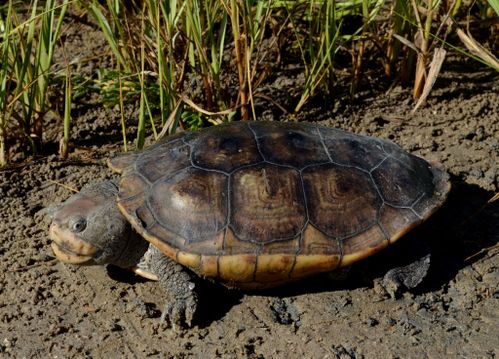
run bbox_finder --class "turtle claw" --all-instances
[160,289,198,330]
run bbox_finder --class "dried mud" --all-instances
[0,14,498,359]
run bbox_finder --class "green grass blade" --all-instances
[60,65,72,158]
[88,2,128,71]
[487,0,499,16]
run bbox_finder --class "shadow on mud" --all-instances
[195,282,244,328]
[412,178,498,292]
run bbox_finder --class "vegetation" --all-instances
[0,0,497,166]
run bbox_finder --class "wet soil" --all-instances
[0,13,498,359]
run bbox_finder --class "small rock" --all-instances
[475,126,486,141]
[431,128,443,137]
[331,344,360,359]
[270,298,300,327]
[109,319,123,332]
[469,168,484,179]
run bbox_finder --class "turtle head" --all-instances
[49,181,146,268]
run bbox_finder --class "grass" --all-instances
[0,0,497,165]
[287,1,341,113]
[0,0,68,166]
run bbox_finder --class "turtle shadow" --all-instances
[411,178,498,293]
[370,178,497,294]
[106,264,151,284]
[195,282,244,329]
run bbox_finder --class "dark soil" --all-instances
[0,12,498,359]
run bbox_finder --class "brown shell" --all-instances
[109,121,450,289]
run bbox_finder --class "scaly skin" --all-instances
[147,246,198,329]
[382,253,431,299]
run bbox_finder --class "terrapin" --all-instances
[49,121,450,328]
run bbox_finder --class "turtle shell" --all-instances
[109,121,450,289]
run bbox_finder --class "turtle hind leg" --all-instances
[147,246,199,330]
[381,252,431,299]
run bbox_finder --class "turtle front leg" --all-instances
[147,246,199,329]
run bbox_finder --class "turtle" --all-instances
[49,121,450,328]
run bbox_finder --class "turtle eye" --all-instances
[70,218,87,233]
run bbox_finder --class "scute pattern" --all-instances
[249,121,330,168]
[302,164,381,238]
[148,168,228,241]
[190,123,262,172]
[230,164,306,242]
[371,156,430,208]
[115,121,449,285]
[137,139,191,182]
[319,127,386,170]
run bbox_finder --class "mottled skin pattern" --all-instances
[49,121,450,328]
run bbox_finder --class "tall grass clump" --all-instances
[86,0,281,145]
[1,0,497,164]
[86,0,497,147]
[284,1,341,112]
[0,0,68,166]
[386,0,498,109]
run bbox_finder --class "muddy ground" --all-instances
[1,13,498,359]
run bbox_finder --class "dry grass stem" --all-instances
[413,47,447,112]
